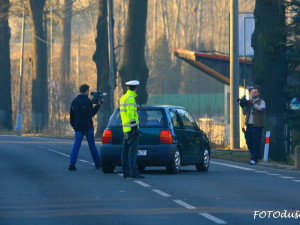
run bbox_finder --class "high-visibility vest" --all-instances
[120,90,139,132]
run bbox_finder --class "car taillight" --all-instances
[102,129,112,143]
[159,130,172,144]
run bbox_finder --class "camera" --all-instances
[91,91,107,104]
[237,95,249,108]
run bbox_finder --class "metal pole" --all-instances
[107,0,115,110]
[15,6,26,132]
[230,0,240,149]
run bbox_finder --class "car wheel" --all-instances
[101,164,115,173]
[166,150,181,174]
[196,149,210,171]
[138,165,146,172]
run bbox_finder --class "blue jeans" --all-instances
[70,129,100,166]
[121,131,139,177]
[245,125,263,162]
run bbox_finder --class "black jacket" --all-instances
[70,94,100,132]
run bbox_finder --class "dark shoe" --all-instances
[131,175,145,179]
[95,164,101,169]
[123,174,130,179]
[68,165,77,171]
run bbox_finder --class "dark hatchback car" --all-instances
[100,105,211,174]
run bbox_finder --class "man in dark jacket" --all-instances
[69,84,102,171]
[242,86,266,165]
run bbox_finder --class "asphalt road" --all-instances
[0,135,299,225]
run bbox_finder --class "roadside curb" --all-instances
[256,161,294,170]
[212,149,295,171]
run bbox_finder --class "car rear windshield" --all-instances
[109,108,167,128]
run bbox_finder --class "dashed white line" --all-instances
[173,200,196,209]
[199,213,227,224]
[211,161,255,171]
[38,146,45,149]
[279,176,295,179]
[134,181,151,187]
[292,180,300,182]
[152,189,171,197]
[266,173,280,176]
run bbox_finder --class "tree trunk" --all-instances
[0,0,12,130]
[61,0,73,110]
[93,0,112,137]
[119,0,149,104]
[28,0,48,131]
[252,0,287,161]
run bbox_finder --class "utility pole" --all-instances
[230,0,240,149]
[107,0,115,110]
[15,6,25,132]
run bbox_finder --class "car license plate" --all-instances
[137,150,147,156]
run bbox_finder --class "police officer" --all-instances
[69,84,102,171]
[120,80,144,178]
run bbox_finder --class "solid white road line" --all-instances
[134,181,151,187]
[254,170,268,173]
[211,161,255,171]
[199,213,227,224]
[152,189,171,197]
[292,180,300,182]
[279,176,295,179]
[47,148,70,157]
[79,159,90,163]
[173,200,196,209]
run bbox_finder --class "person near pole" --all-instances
[241,86,266,165]
[68,84,102,171]
[119,80,144,178]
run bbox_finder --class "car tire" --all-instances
[196,149,210,172]
[101,164,115,173]
[166,150,181,174]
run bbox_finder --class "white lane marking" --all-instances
[173,200,196,209]
[266,173,280,176]
[199,213,227,224]
[47,148,70,157]
[44,147,93,165]
[292,180,300,182]
[152,189,171,197]
[79,159,90,163]
[118,173,123,177]
[279,176,295,179]
[254,170,268,173]
[38,146,45,149]
[134,181,150,187]
[211,161,255,171]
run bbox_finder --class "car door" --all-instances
[176,108,202,163]
[168,108,189,163]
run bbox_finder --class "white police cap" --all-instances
[125,80,140,86]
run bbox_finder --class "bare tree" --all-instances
[93,0,113,136]
[119,0,149,103]
[27,0,48,131]
[0,0,12,130]
[252,0,287,161]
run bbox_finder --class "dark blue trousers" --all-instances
[245,124,263,162]
[70,129,101,166]
[121,131,139,177]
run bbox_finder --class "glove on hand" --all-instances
[132,125,139,136]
